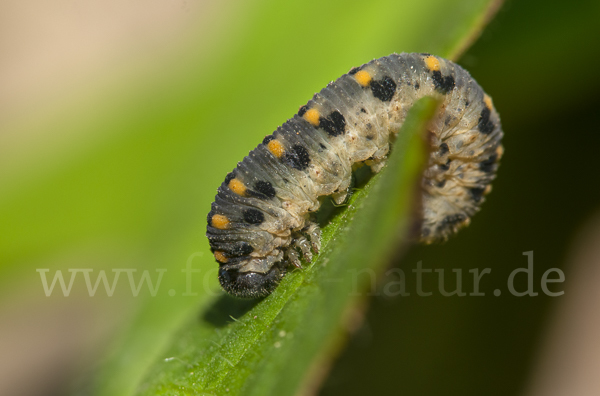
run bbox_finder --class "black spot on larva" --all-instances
[283,144,310,170]
[414,82,420,90]
[262,135,275,145]
[439,159,451,171]
[439,143,449,156]
[224,172,236,184]
[348,67,361,75]
[319,143,326,149]
[437,179,446,188]
[253,180,276,198]
[478,107,495,134]
[420,52,432,56]
[225,241,254,257]
[479,154,498,173]
[465,100,470,107]
[469,187,485,202]
[319,111,346,137]
[298,105,308,116]
[431,71,455,94]
[366,134,374,140]
[439,214,466,229]
[370,76,396,102]
[239,242,254,255]
[243,208,264,225]
[360,108,367,113]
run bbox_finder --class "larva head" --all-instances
[209,243,286,298]
[207,206,289,297]
[218,265,285,299]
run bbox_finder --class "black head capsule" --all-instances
[218,266,285,299]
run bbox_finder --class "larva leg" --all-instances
[365,156,388,173]
[303,221,321,254]
[331,190,348,205]
[286,226,318,269]
[331,175,353,205]
[331,173,358,206]
[290,232,311,262]
[287,248,303,269]
[292,221,324,263]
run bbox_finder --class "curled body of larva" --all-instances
[206,52,503,298]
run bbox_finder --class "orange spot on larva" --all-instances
[483,94,493,110]
[211,214,230,230]
[214,251,228,263]
[354,70,372,87]
[496,145,504,159]
[303,108,320,126]
[424,56,441,71]
[229,178,247,196]
[267,139,285,158]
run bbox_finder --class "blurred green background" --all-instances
[1,0,599,395]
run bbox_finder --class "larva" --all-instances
[206,53,503,298]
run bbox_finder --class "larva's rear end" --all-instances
[413,54,503,242]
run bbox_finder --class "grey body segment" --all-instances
[207,52,503,298]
